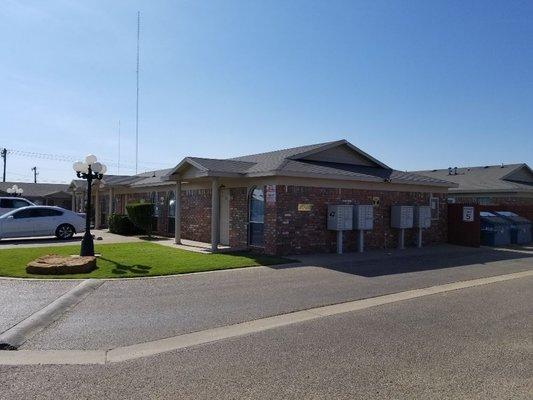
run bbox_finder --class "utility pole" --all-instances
[31,166,38,183]
[1,148,6,182]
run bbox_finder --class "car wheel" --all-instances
[56,224,75,240]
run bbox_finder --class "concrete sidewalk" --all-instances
[0,230,142,249]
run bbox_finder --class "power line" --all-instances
[4,148,170,166]
[3,147,172,171]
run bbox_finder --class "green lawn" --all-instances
[0,242,294,279]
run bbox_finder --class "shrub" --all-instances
[108,214,142,235]
[126,203,154,237]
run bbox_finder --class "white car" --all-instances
[0,206,86,240]
[0,197,35,216]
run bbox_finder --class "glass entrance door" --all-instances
[249,187,264,247]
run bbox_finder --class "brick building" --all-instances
[0,181,73,209]
[91,140,455,255]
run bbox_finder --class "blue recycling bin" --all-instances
[494,211,532,245]
[480,212,512,247]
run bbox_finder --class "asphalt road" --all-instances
[0,280,77,334]
[0,244,528,351]
[2,274,531,399]
[16,245,533,350]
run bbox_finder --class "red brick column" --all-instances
[229,187,248,249]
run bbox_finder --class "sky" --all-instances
[1,0,532,183]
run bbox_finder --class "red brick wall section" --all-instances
[181,189,212,243]
[265,185,448,256]
[229,187,248,249]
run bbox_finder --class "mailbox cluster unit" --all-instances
[327,204,374,254]
[328,204,433,253]
[391,205,432,249]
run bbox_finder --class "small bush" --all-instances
[108,214,142,235]
[126,203,154,237]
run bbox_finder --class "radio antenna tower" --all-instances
[118,120,121,175]
[135,11,140,174]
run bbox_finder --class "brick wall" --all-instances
[265,185,448,256]
[181,189,212,243]
[229,187,248,249]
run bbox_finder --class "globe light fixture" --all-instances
[73,155,107,256]
[6,184,24,196]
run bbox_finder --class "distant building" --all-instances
[413,164,533,206]
[0,181,73,209]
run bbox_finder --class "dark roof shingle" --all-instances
[413,164,533,193]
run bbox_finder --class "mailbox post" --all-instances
[391,206,414,249]
[413,206,432,248]
[327,205,353,254]
[353,205,373,253]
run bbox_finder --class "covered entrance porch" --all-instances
[166,158,261,253]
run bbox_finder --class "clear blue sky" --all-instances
[1,0,532,183]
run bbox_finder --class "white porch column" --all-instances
[108,188,114,217]
[174,179,181,244]
[94,184,101,229]
[211,177,220,252]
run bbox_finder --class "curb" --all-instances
[0,279,104,349]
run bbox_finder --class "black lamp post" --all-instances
[73,155,107,256]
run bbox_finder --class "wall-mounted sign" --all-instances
[265,185,276,205]
[463,206,475,222]
[372,197,380,207]
[298,203,313,212]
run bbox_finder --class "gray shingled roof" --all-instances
[98,169,175,188]
[231,140,340,173]
[0,181,71,198]
[130,168,174,187]
[92,140,458,189]
[187,158,255,174]
[167,140,455,187]
[413,164,533,193]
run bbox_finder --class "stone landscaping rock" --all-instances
[26,255,97,275]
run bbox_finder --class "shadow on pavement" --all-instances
[268,245,533,277]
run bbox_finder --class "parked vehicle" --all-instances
[0,206,85,240]
[0,197,35,216]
